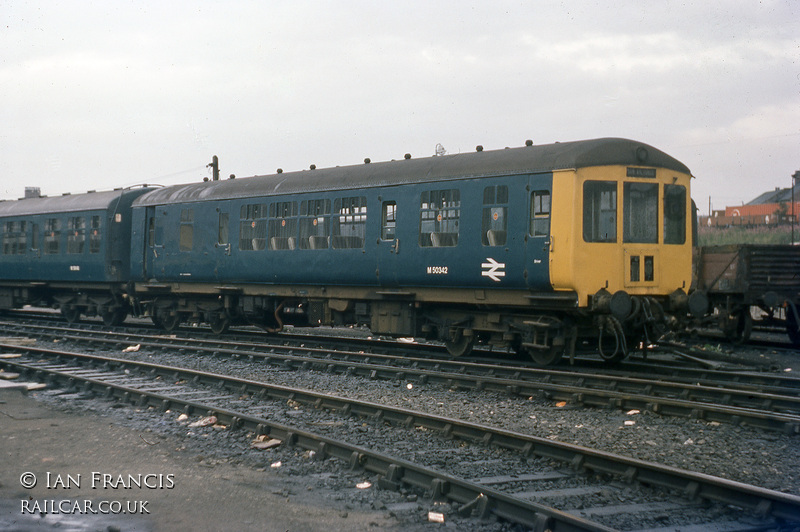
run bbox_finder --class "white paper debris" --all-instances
[428,511,445,523]
[188,416,217,428]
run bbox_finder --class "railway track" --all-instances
[2,318,800,434]
[2,343,798,531]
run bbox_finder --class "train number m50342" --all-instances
[426,266,449,275]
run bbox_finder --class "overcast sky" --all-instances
[2,1,798,213]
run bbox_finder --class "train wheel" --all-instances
[444,329,474,357]
[101,309,127,327]
[208,314,230,335]
[723,310,752,344]
[159,312,182,333]
[525,345,564,366]
[60,306,80,324]
[786,306,800,346]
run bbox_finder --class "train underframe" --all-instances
[125,284,698,365]
[0,282,698,365]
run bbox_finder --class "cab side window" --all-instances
[663,184,686,245]
[530,190,550,238]
[583,181,617,243]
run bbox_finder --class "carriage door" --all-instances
[376,199,399,286]
[144,206,163,280]
[213,209,231,281]
[525,175,553,290]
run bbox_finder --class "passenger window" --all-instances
[44,218,61,254]
[664,184,686,245]
[89,216,101,254]
[583,181,617,243]
[623,182,658,243]
[179,209,194,252]
[299,199,330,249]
[31,223,39,252]
[332,197,366,249]
[239,204,267,251]
[2,221,27,255]
[419,189,460,247]
[2,222,12,255]
[482,186,507,246]
[67,217,86,254]
[381,201,397,240]
[529,190,550,238]
[268,201,298,250]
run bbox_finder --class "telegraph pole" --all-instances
[793,170,800,244]
[208,155,220,181]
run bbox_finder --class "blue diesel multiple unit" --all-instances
[0,187,153,324]
[0,138,701,364]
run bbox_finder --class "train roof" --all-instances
[134,137,692,207]
[0,187,153,217]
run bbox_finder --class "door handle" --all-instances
[391,238,400,254]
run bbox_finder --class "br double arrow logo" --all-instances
[481,258,506,282]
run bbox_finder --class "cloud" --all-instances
[0,1,798,206]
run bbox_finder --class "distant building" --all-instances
[701,183,800,228]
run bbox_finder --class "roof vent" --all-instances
[277,168,283,174]
[24,187,41,199]
[364,158,370,164]
[525,139,533,146]
[476,145,483,152]
[310,164,316,170]
[404,153,411,160]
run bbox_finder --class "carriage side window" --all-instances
[16,221,27,254]
[583,181,617,243]
[530,190,550,238]
[623,182,658,243]
[2,221,28,255]
[239,203,267,251]
[381,201,397,241]
[31,223,39,251]
[217,213,229,246]
[332,196,366,249]
[89,216,101,253]
[419,189,460,247]
[179,209,194,252]
[482,186,508,246]
[299,199,330,249]
[44,218,61,254]
[664,184,686,245]
[67,217,86,254]
[2,222,11,255]
[268,201,298,250]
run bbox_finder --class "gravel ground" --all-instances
[18,328,800,529]
[97,331,800,495]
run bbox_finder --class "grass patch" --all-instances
[698,225,796,246]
